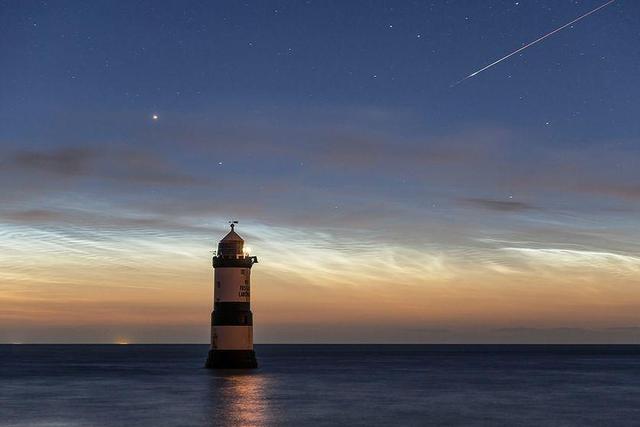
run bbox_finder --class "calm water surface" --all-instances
[2,345,640,426]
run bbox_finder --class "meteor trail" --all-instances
[452,0,616,86]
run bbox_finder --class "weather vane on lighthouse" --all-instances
[205,220,259,369]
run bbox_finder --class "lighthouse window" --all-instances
[240,269,245,275]
[244,279,249,285]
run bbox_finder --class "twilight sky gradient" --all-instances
[2,0,640,343]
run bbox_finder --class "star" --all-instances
[152,114,159,121]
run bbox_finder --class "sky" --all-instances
[1,0,639,343]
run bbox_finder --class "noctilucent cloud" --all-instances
[1,0,639,343]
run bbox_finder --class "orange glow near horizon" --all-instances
[1,220,640,344]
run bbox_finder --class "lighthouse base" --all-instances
[205,349,258,369]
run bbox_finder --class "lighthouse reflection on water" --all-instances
[207,373,271,426]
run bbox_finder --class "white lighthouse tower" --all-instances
[205,221,258,369]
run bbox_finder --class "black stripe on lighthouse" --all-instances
[212,303,253,325]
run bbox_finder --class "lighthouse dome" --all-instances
[220,229,243,242]
[217,225,245,257]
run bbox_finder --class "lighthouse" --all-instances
[205,222,259,369]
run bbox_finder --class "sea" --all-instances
[2,345,640,426]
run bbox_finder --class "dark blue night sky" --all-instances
[3,1,638,139]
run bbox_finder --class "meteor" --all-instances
[452,0,616,86]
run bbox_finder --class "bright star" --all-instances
[152,114,159,120]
